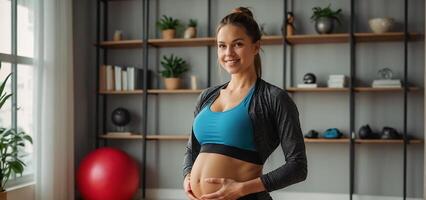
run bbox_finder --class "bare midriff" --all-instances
[190,152,263,199]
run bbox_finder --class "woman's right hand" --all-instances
[184,174,198,200]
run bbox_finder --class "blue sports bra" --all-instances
[192,85,262,164]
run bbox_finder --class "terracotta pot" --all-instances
[184,27,197,39]
[164,78,181,90]
[162,29,176,39]
[0,191,7,200]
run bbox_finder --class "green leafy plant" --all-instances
[156,15,180,31]
[159,54,189,78]
[0,65,32,192]
[188,19,197,28]
[311,4,342,24]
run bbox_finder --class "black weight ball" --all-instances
[111,107,131,126]
[303,73,316,84]
[358,124,372,139]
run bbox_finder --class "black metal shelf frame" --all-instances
[282,0,412,199]
[94,0,214,198]
[94,0,415,199]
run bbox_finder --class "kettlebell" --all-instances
[304,130,319,138]
[381,127,401,139]
[358,124,372,139]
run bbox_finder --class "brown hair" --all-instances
[216,7,262,78]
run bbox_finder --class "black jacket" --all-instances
[183,78,307,194]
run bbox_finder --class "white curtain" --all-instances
[34,0,74,199]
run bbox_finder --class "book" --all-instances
[106,65,114,91]
[114,65,122,91]
[297,83,318,88]
[372,79,401,85]
[122,69,128,91]
[372,79,402,88]
[127,67,152,90]
[127,67,135,90]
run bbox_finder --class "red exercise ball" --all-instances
[77,147,139,200]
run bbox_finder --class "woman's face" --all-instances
[217,24,259,75]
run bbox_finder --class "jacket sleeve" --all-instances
[182,90,206,179]
[260,91,308,192]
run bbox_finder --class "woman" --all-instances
[183,7,307,200]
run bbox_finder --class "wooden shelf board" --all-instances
[354,87,420,92]
[304,138,350,143]
[355,139,423,144]
[355,32,424,42]
[99,90,144,94]
[286,33,349,44]
[285,32,422,45]
[146,135,189,140]
[99,133,143,139]
[148,89,203,94]
[96,33,423,48]
[97,40,143,48]
[260,35,284,45]
[287,87,349,92]
[99,134,190,140]
[99,133,423,144]
[149,37,215,47]
[287,87,420,93]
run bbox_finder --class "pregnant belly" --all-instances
[190,152,262,199]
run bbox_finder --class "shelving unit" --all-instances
[283,0,423,199]
[94,0,424,199]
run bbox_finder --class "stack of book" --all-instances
[327,74,346,88]
[371,79,402,88]
[99,65,150,91]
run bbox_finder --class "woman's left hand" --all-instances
[200,178,245,200]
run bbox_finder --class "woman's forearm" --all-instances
[240,177,266,196]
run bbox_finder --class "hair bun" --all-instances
[231,7,254,18]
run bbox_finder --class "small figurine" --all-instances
[260,23,267,36]
[113,30,123,41]
[286,12,295,36]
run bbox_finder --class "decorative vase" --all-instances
[162,29,176,39]
[369,17,394,34]
[164,78,181,90]
[184,27,197,39]
[315,17,335,34]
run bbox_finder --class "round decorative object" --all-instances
[303,73,317,84]
[369,17,394,34]
[377,68,393,80]
[77,147,139,200]
[304,130,319,139]
[315,17,335,34]
[358,124,373,139]
[111,107,131,126]
[381,127,401,139]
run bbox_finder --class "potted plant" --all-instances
[0,67,32,199]
[159,54,189,90]
[311,4,342,34]
[156,15,180,39]
[184,19,197,39]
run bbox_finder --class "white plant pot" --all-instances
[184,27,197,39]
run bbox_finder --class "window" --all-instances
[0,0,34,186]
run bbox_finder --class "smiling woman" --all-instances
[183,7,307,200]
